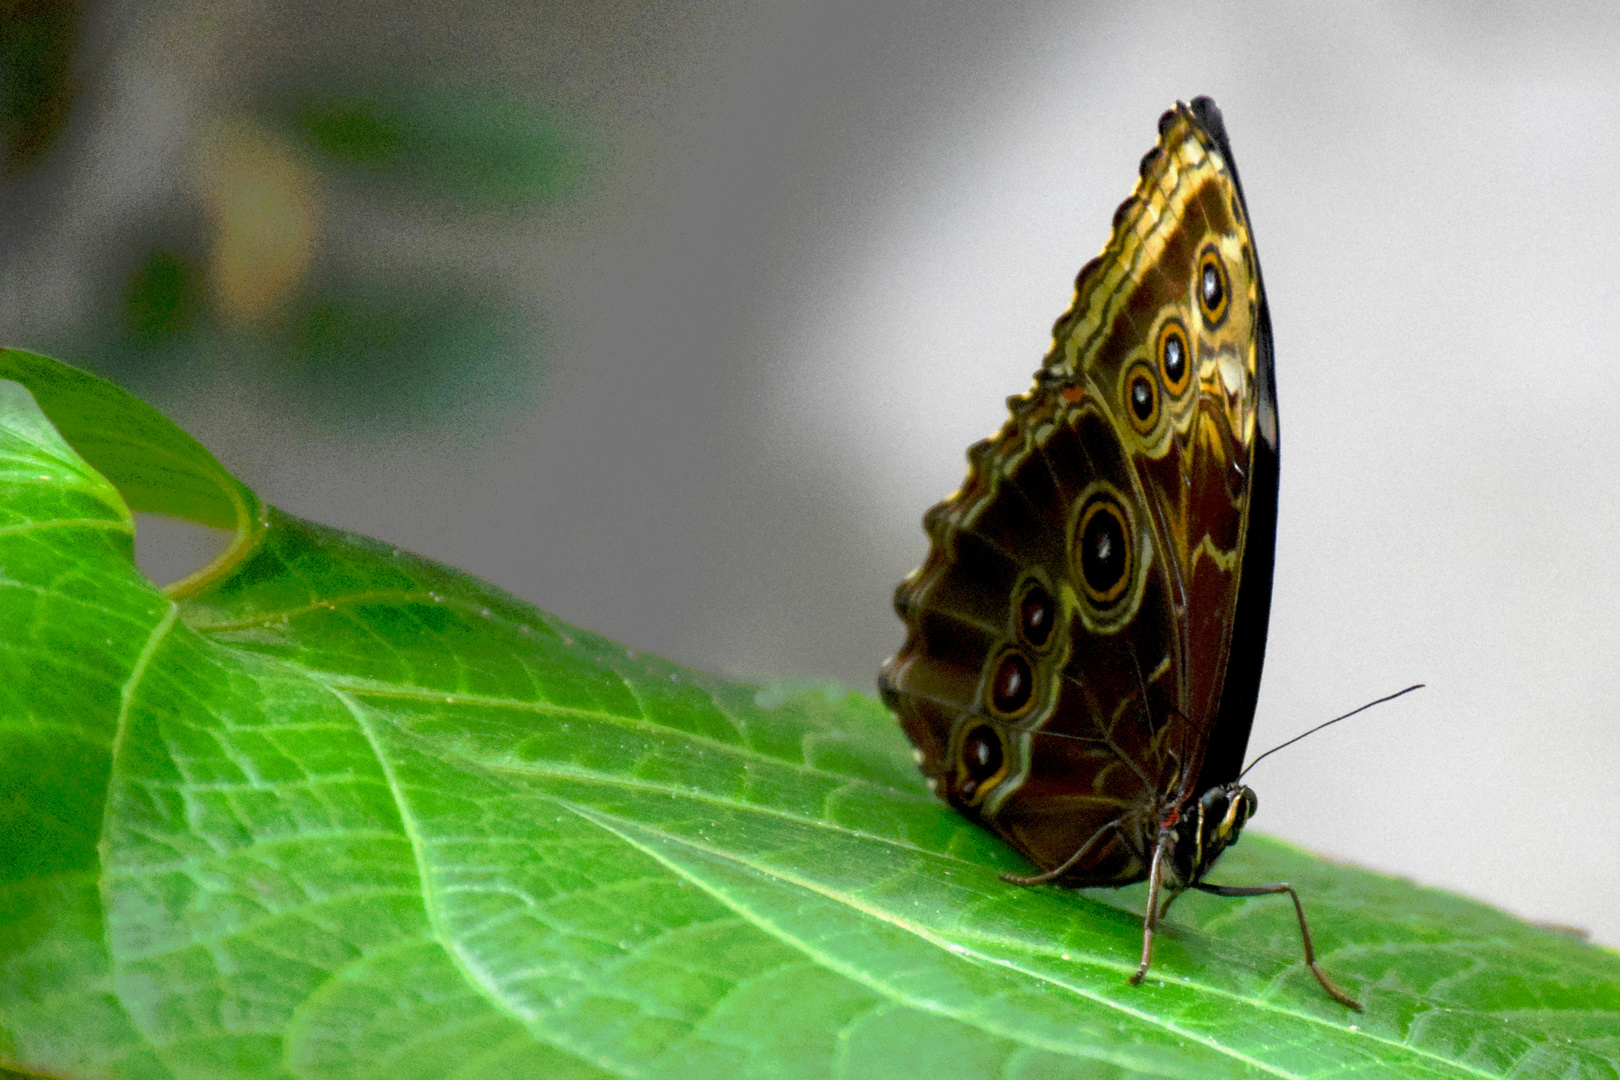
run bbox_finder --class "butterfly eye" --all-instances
[1200,787,1230,824]
[1157,319,1191,396]
[1075,495,1132,605]
[957,724,1005,800]
[1198,245,1229,328]
[1123,362,1159,434]
[1017,581,1055,649]
[986,651,1034,717]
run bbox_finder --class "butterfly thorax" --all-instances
[1164,782,1257,887]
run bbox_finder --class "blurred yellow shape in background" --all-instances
[195,117,320,325]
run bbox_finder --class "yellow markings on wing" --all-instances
[1188,533,1239,576]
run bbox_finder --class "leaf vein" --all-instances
[560,801,1518,1080]
[555,800,1326,1080]
[332,685,537,1032]
[0,516,131,538]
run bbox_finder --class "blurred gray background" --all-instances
[2,1,1616,946]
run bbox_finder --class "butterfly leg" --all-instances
[1000,820,1117,886]
[1127,830,1175,986]
[1195,882,1363,1010]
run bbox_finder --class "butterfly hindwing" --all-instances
[879,97,1276,884]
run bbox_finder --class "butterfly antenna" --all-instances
[1238,684,1424,781]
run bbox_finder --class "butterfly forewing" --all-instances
[879,98,1276,886]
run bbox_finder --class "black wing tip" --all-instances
[1186,97,1226,140]
[1184,97,1242,175]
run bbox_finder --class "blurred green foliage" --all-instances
[0,0,81,172]
[290,273,531,429]
[123,249,205,346]
[284,86,593,209]
[99,262,537,435]
[74,80,593,436]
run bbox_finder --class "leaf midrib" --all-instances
[326,683,667,1080]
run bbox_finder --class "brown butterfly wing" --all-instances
[879,98,1275,885]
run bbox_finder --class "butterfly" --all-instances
[878,96,1361,1010]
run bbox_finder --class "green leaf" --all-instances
[0,349,263,595]
[0,1,81,170]
[1,348,1617,1079]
